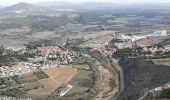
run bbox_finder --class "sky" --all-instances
[1,0,170,6]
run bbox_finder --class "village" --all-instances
[1,30,170,78]
[0,45,74,78]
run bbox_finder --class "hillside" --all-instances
[37,1,115,9]
[3,2,51,12]
[118,59,170,100]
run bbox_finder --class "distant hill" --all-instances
[3,2,51,12]
[37,1,72,8]
[37,1,115,10]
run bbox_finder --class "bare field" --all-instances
[66,86,88,95]
[75,31,115,47]
[27,67,77,99]
[72,65,90,70]
[44,67,77,82]
[0,28,57,48]
[28,78,59,96]
[70,31,115,39]
[21,72,37,82]
[99,66,118,95]
[136,35,170,47]
[28,31,55,39]
[0,28,31,36]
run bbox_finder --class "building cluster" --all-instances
[0,96,32,100]
[37,46,73,64]
[0,57,71,78]
[113,38,133,49]
[6,47,26,52]
[83,25,122,32]
[0,45,75,78]
[0,62,39,77]
[37,46,61,57]
[92,46,117,57]
[142,45,170,54]
[149,82,170,93]
[112,30,168,49]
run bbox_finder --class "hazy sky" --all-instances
[1,0,170,6]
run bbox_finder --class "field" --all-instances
[34,71,49,80]
[136,35,170,47]
[99,66,116,92]
[60,68,95,99]
[27,67,77,99]
[70,31,116,48]
[21,72,38,82]
[72,64,90,70]
[151,59,170,66]
[0,27,60,48]
[44,67,77,82]
[28,31,55,40]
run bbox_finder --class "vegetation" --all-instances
[0,46,15,66]
[118,59,170,100]
[2,88,26,98]
[25,39,57,49]
[144,88,170,99]
[1,16,77,31]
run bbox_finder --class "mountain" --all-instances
[3,2,51,12]
[78,2,115,9]
[37,1,73,8]
[37,1,115,10]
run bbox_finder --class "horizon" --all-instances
[1,0,170,6]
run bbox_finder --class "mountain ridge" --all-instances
[3,2,52,12]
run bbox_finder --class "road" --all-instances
[112,59,125,100]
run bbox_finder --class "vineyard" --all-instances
[34,71,49,79]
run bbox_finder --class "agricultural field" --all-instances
[151,59,170,66]
[70,31,116,48]
[27,67,77,99]
[28,78,59,98]
[136,35,170,47]
[53,65,97,100]
[0,64,100,100]
[34,71,49,80]
[72,64,90,70]
[21,72,38,82]
[27,31,56,40]
[44,67,77,82]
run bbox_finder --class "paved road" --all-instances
[112,59,125,100]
